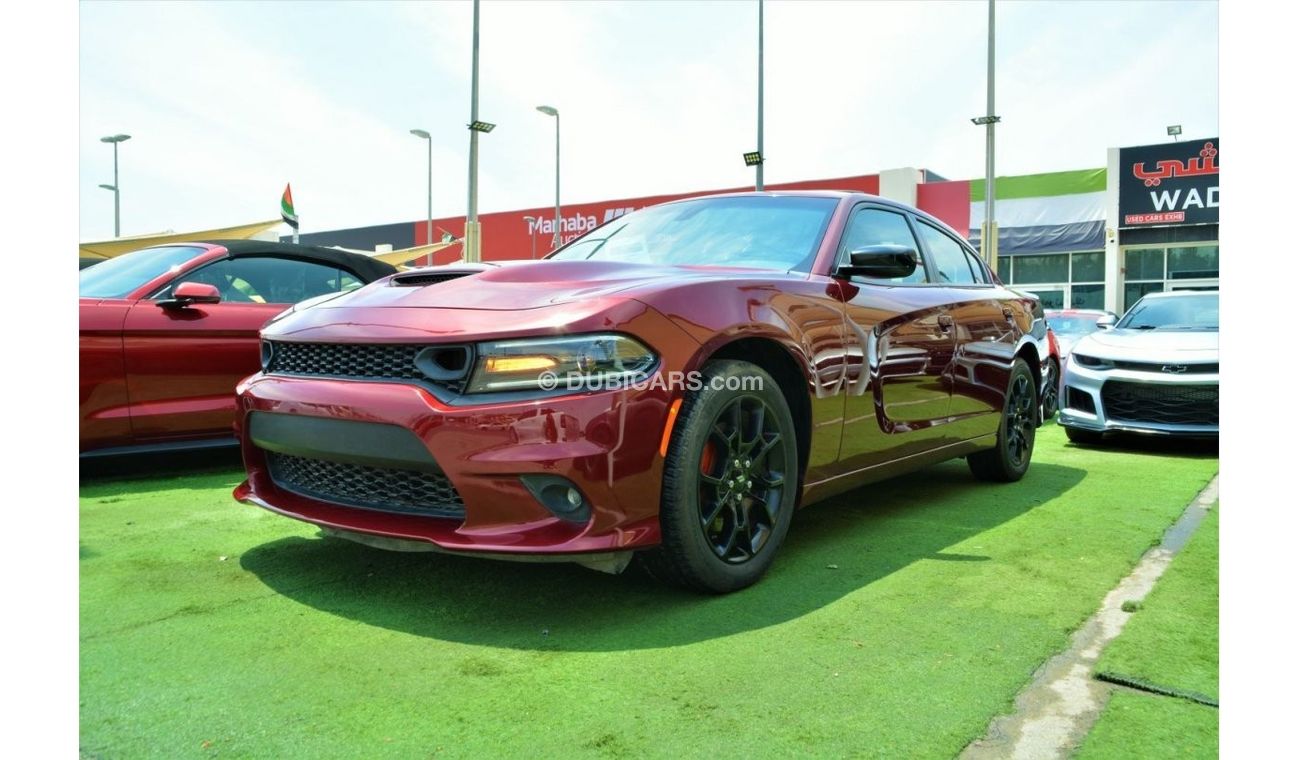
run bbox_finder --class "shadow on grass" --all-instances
[241,461,1085,651]
[1064,433,1218,459]
[80,447,244,491]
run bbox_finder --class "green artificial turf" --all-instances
[1075,690,1217,759]
[1096,507,1219,702]
[80,426,1218,758]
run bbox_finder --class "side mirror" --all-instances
[1095,314,1117,330]
[159,281,222,309]
[835,244,918,280]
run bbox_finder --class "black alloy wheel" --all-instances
[638,360,799,593]
[968,358,1036,482]
[1041,358,1060,419]
[697,394,788,564]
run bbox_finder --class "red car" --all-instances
[79,240,395,456]
[235,193,1050,592]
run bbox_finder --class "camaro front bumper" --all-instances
[233,374,674,556]
[1057,360,1218,437]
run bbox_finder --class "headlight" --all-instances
[1072,353,1114,370]
[466,334,657,393]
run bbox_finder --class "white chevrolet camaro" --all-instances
[1058,291,1219,443]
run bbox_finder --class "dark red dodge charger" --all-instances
[235,192,1049,592]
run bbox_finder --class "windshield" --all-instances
[1047,314,1107,336]
[548,196,837,271]
[1117,293,1219,331]
[79,245,205,298]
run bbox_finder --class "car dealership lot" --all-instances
[80,425,1216,758]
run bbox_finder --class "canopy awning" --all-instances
[368,240,463,268]
[79,219,283,260]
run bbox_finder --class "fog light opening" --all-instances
[520,475,591,524]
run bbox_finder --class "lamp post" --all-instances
[756,0,764,190]
[463,0,497,263]
[971,0,999,266]
[410,129,434,266]
[523,215,537,259]
[536,105,560,250]
[99,133,131,237]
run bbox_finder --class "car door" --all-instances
[911,219,1018,441]
[122,255,359,443]
[79,299,134,451]
[834,204,958,473]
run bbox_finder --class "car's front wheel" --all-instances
[968,358,1036,482]
[639,360,799,594]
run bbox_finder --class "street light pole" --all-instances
[982,0,997,266]
[523,215,537,259]
[465,0,482,263]
[756,0,764,191]
[410,129,433,266]
[537,105,560,251]
[99,133,131,237]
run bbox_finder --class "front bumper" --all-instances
[234,374,673,555]
[1057,360,1218,437]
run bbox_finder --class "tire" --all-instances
[1064,425,1105,445]
[637,360,800,594]
[968,358,1037,483]
[1040,358,1060,420]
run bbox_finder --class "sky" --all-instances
[78,0,1218,241]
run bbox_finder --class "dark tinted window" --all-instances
[837,208,926,284]
[964,249,990,284]
[163,256,359,305]
[548,196,836,271]
[79,245,204,298]
[917,223,977,285]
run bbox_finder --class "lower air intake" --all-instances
[266,452,465,519]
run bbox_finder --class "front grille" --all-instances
[266,452,465,519]
[1101,381,1218,426]
[1111,360,1218,374]
[267,342,426,381]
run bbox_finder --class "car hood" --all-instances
[1071,328,1219,362]
[326,259,787,311]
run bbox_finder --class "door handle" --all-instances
[937,314,954,331]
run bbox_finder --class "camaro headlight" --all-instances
[1071,353,1114,370]
[466,334,657,393]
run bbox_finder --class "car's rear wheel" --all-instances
[638,360,799,594]
[1064,426,1106,445]
[968,358,1036,482]
[1041,358,1060,419]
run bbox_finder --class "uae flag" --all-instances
[280,184,299,229]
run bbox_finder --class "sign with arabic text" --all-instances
[1119,138,1218,227]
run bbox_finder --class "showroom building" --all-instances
[290,137,1217,315]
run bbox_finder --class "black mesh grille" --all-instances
[266,342,437,383]
[1111,360,1219,374]
[266,452,465,519]
[1101,381,1218,426]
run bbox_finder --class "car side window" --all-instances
[162,257,357,305]
[837,208,927,284]
[916,222,978,285]
[963,248,991,284]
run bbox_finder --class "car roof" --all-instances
[183,239,397,281]
[1138,290,1219,300]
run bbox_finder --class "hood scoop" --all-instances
[390,270,478,287]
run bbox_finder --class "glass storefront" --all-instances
[1120,244,1220,312]
[996,250,1106,310]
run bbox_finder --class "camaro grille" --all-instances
[1100,381,1218,426]
[265,341,427,381]
[1111,360,1219,374]
[265,452,466,519]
